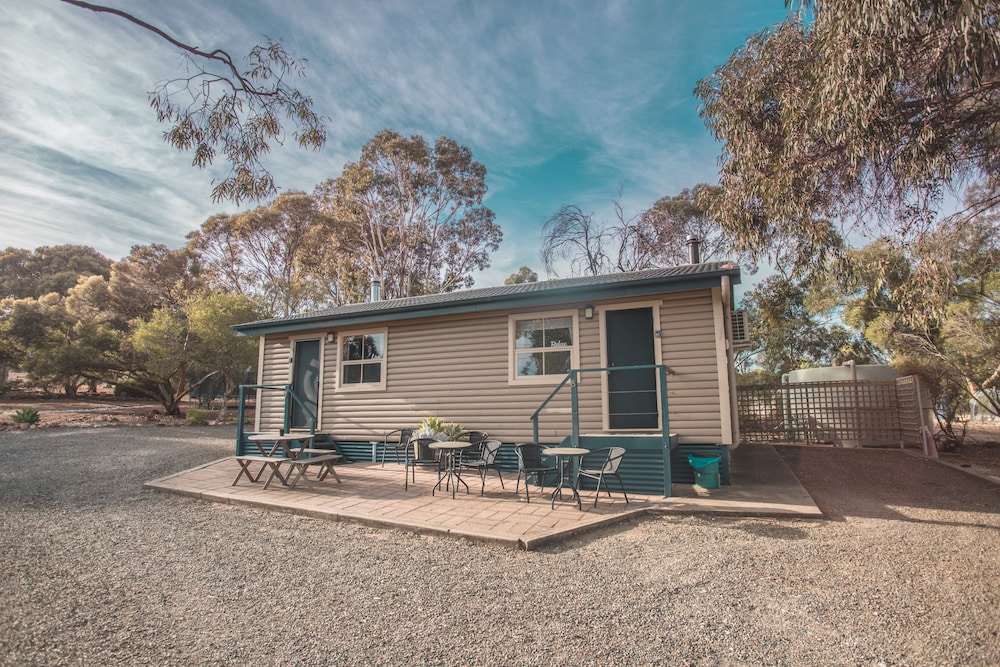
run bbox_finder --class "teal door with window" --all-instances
[290,339,321,430]
[605,308,658,429]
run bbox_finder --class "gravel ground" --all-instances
[1,426,998,666]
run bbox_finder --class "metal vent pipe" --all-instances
[686,235,701,264]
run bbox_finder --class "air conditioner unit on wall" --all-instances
[731,310,751,347]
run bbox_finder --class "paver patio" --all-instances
[145,443,822,549]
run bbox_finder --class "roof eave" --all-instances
[233,266,741,336]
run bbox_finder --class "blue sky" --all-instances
[0,0,790,289]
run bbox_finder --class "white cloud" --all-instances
[1,0,787,277]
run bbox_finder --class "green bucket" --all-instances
[688,453,721,489]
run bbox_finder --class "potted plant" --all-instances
[414,416,463,441]
[12,407,40,429]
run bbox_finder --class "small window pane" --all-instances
[515,320,544,349]
[342,364,362,384]
[545,317,573,347]
[361,362,382,383]
[364,334,384,360]
[516,352,542,377]
[543,350,571,375]
[344,336,363,361]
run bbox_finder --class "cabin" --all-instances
[232,261,743,496]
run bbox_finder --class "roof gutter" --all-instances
[234,266,741,337]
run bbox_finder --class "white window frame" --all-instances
[508,311,580,385]
[336,328,388,392]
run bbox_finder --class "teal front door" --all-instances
[290,339,321,430]
[605,308,658,429]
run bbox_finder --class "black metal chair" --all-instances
[458,439,504,495]
[454,431,488,473]
[378,428,413,467]
[457,430,488,445]
[404,437,442,490]
[513,443,557,503]
[576,447,629,507]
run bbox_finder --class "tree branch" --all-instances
[60,0,251,89]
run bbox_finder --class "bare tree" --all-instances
[540,205,614,277]
[541,186,747,277]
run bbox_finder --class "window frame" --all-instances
[508,310,580,385]
[336,327,388,392]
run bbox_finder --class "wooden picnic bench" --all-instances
[283,453,343,490]
[232,455,288,489]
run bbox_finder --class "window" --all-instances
[339,330,386,390]
[510,313,578,382]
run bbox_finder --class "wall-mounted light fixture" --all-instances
[327,332,335,343]
[584,305,594,319]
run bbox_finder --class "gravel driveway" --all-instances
[1,426,998,666]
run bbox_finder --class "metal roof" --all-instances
[233,262,741,336]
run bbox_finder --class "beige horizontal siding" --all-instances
[255,291,728,444]
[659,290,723,443]
[256,336,291,429]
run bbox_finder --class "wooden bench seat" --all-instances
[283,454,342,490]
[232,455,288,487]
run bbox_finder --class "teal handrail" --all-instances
[530,364,674,496]
[236,384,317,452]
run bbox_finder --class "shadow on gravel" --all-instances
[777,446,1000,529]
[729,520,811,540]
[0,426,235,508]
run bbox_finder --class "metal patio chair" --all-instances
[404,437,442,490]
[458,439,504,495]
[378,428,413,467]
[513,443,557,503]
[576,447,629,507]
[456,430,488,445]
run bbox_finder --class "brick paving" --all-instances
[145,444,822,549]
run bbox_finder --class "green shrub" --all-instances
[185,408,209,425]
[12,407,40,425]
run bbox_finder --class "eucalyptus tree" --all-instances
[540,204,620,277]
[644,185,755,270]
[812,201,1000,426]
[0,245,111,299]
[107,244,203,322]
[186,291,264,420]
[60,1,326,203]
[315,130,502,299]
[696,0,1000,269]
[188,192,339,317]
[0,292,118,396]
[504,266,539,285]
[738,275,883,376]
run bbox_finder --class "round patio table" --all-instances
[542,447,589,510]
[429,441,473,499]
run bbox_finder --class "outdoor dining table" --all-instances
[244,433,315,489]
[246,432,314,458]
[429,440,473,499]
[542,446,590,510]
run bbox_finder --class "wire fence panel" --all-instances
[738,379,919,446]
